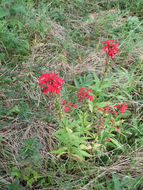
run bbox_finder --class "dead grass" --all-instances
[0,118,56,168]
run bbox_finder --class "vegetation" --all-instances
[0,0,143,189]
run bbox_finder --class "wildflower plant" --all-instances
[95,39,119,98]
[38,73,64,94]
[38,40,128,161]
[96,103,127,142]
[38,73,91,161]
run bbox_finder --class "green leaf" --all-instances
[79,150,91,157]
[101,82,111,90]
[80,144,92,150]
[96,102,112,108]
[31,170,39,181]
[1,0,13,5]
[64,85,77,91]
[110,138,123,150]
[93,73,100,87]
[112,174,122,190]
[11,171,21,179]
[27,178,34,186]
[52,147,67,154]
[9,106,20,114]
[70,134,84,145]
[121,110,131,118]
[54,128,65,135]
[88,100,93,113]
[6,179,23,190]
[0,8,9,18]
[74,78,80,88]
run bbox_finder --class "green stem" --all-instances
[53,94,73,155]
[95,56,110,102]
[61,120,73,154]
[99,61,110,89]
[53,93,63,121]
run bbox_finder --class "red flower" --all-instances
[112,110,117,114]
[114,103,120,109]
[101,40,119,60]
[106,104,110,111]
[77,87,93,102]
[61,99,77,113]
[38,73,64,94]
[61,99,66,105]
[64,106,71,113]
[113,102,127,114]
[107,137,111,142]
[120,102,127,114]
[97,105,111,115]
[110,119,114,124]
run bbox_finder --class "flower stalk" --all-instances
[95,40,119,103]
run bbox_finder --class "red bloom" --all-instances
[61,99,66,105]
[77,87,93,102]
[113,102,127,114]
[97,105,111,115]
[101,40,119,60]
[110,119,114,124]
[107,137,111,142]
[61,99,77,113]
[106,104,110,111]
[64,106,71,113]
[120,102,127,114]
[38,73,64,94]
[114,103,120,109]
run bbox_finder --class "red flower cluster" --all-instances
[38,73,64,94]
[101,39,119,60]
[97,102,127,115]
[97,104,110,115]
[61,99,77,113]
[97,103,127,133]
[113,102,127,114]
[77,87,93,102]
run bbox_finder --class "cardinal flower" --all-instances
[101,39,119,60]
[114,102,127,114]
[38,73,64,94]
[64,106,71,113]
[119,102,127,114]
[77,87,93,102]
[97,105,111,115]
[61,99,77,113]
